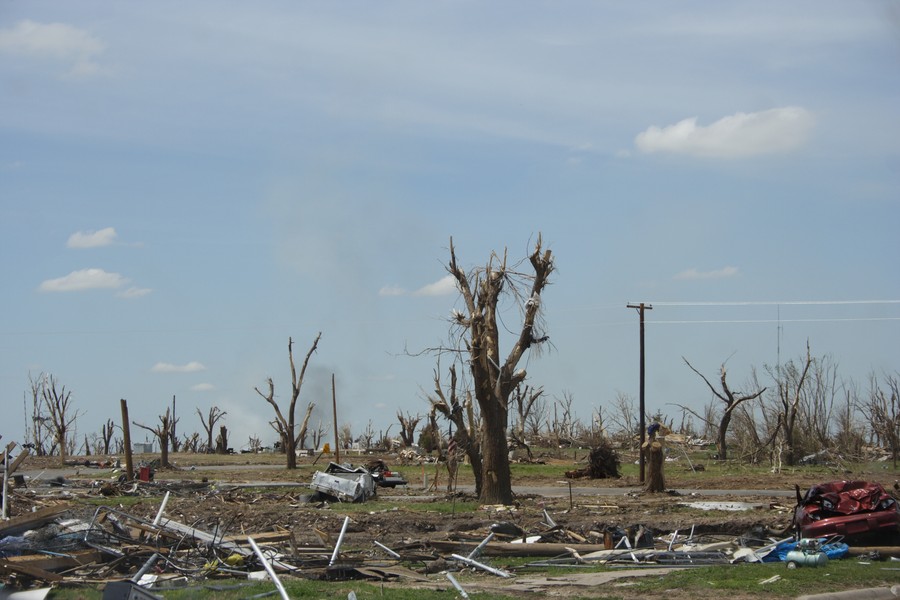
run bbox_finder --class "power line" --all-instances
[651,317,900,325]
[648,300,900,307]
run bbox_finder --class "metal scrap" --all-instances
[310,469,375,503]
[1,463,881,598]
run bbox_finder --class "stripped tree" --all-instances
[510,383,544,460]
[861,372,900,467]
[429,362,483,495]
[396,411,422,447]
[197,406,227,453]
[680,357,767,461]
[444,235,554,504]
[134,407,177,468]
[42,375,81,467]
[99,419,116,455]
[255,333,321,469]
[768,342,814,466]
[26,372,51,456]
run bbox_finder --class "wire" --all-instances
[647,300,900,307]
[650,317,900,325]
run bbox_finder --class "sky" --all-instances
[1,1,899,453]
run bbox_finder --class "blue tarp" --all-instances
[761,538,849,563]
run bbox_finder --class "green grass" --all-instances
[75,495,150,507]
[47,561,900,599]
[49,578,520,599]
[631,560,900,598]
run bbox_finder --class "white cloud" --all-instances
[191,383,215,392]
[117,286,152,299]
[151,361,206,373]
[674,266,739,281]
[38,268,128,292]
[413,275,457,297]
[0,20,106,79]
[378,285,406,297]
[635,107,814,158]
[67,227,118,248]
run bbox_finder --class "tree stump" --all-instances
[643,440,665,493]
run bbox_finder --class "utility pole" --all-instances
[332,374,340,464]
[120,399,134,482]
[627,302,652,482]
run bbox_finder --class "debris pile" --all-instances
[564,442,621,480]
[2,451,899,598]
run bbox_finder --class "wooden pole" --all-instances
[332,374,340,464]
[120,399,134,481]
[627,303,652,483]
[171,395,176,451]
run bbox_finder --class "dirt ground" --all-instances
[11,452,900,599]
[16,451,847,541]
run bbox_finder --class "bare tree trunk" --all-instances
[430,365,484,496]
[397,411,422,447]
[644,437,665,492]
[133,407,174,468]
[256,333,322,469]
[682,358,766,461]
[479,400,512,503]
[160,433,169,466]
[295,402,315,450]
[101,419,115,455]
[456,238,552,504]
[198,407,227,454]
[774,343,813,466]
[861,372,900,468]
[42,375,78,467]
[217,425,229,455]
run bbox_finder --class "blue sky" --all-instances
[1,2,898,451]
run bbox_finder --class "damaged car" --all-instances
[310,460,408,503]
[793,480,900,542]
[365,459,408,489]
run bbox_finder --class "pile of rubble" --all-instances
[2,444,900,599]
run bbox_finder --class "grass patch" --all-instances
[632,560,900,597]
[50,578,521,599]
[48,562,899,600]
[75,495,149,508]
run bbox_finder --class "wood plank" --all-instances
[0,561,63,583]
[0,442,17,463]
[0,505,70,537]
[429,540,609,557]
[222,530,292,543]
[0,549,103,572]
[7,448,32,475]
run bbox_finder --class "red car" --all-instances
[793,480,900,542]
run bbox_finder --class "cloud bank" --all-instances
[117,286,152,298]
[67,227,118,248]
[635,107,814,158]
[0,20,106,79]
[413,275,457,297]
[378,275,458,297]
[38,268,128,292]
[378,285,406,297]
